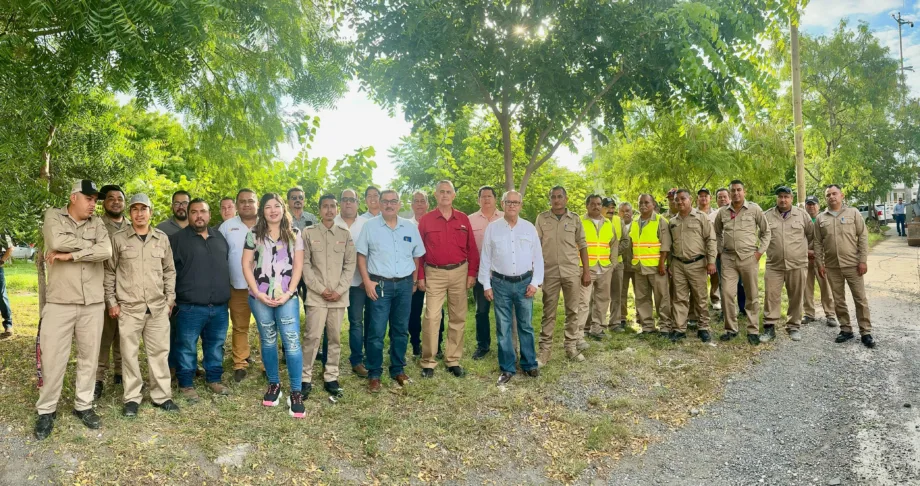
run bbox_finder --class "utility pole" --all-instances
[791,17,806,205]
[892,12,915,93]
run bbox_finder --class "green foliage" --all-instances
[329,146,377,197]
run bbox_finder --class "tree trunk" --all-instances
[791,21,806,205]
[38,124,56,189]
[497,114,515,193]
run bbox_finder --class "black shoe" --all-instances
[436,350,444,360]
[719,332,737,342]
[34,412,56,440]
[421,368,434,379]
[656,330,671,338]
[670,332,686,343]
[447,366,466,378]
[412,344,422,357]
[861,334,876,348]
[747,334,760,346]
[233,369,247,383]
[803,316,816,324]
[497,372,513,386]
[698,330,711,343]
[835,331,855,343]
[524,368,540,378]
[123,401,139,418]
[299,382,312,399]
[93,380,104,400]
[324,381,343,397]
[113,374,123,385]
[472,348,489,360]
[586,332,606,341]
[153,400,180,412]
[760,325,776,343]
[72,408,101,429]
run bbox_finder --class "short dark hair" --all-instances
[478,186,497,198]
[380,189,398,199]
[365,186,380,198]
[188,198,209,210]
[729,180,744,188]
[318,193,337,206]
[825,184,842,191]
[585,194,603,206]
[286,187,304,199]
[219,197,234,204]
[236,188,256,200]
[675,188,691,198]
[549,186,567,198]
[172,190,191,202]
[715,187,729,196]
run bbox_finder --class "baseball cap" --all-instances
[775,186,792,195]
[602,197,616,207]
[71,179,99,196]
[804,196,819,205]
[99,184,125,200]
[128,193,152,208]
[698,188,711,195]
[667,188,678,198]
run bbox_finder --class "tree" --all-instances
[351,0,796,196]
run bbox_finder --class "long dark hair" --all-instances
[253,193,296,247]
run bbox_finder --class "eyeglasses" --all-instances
[172,201,189,207]
[502,200,522,207]
[381,199,400,205]
[289,195,304,201]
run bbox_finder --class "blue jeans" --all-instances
[250,296,303,392]
[347,288,371,367]
[175,304,229,388]
[895,214,906,235]
[491,276,538,374]
[0,267,11,329]
[365,278,413,379]
[473,283,492,350]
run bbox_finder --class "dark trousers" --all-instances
[0,267,12,329]
[348,288,371,367]
[175,303,229,388]
[472,282,492,350]
[409,289,443,352]
[895,214,906,235]
[366,278,413,379]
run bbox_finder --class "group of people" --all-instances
[30,177,874,440]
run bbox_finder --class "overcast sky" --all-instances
[278,0,920,186]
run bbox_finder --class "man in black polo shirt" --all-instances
[169,199,232,403]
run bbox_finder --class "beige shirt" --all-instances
[623,214,672,276]
[668,208,717,264]
[764,206,813,271]
[714,201,771,260]
[101,213,126,237]
[813,206,867,269]
[42,207,113,305]
[104,227,176,319]
[302,222,357,308]
[536,210,588,279]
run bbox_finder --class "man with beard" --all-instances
[288,187,318,231]
[95,185,127,399]
[156,191,191,237]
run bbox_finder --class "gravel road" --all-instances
[606,230,920,486]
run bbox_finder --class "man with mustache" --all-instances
[95,184,127,399]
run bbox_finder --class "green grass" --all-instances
[0,262,787,484]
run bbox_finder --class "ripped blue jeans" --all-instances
[249,296,303,392]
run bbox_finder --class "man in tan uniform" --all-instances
[96,184,126,399]
[302,194,356,397]
[803,196,837,327]
[537,186,590,364]
[713,180,771,345]
[814,184,874,348]
[667,189,717,342]
[761,187,813,344]
[578,195,618,343]
[35,180,113,440]
[614,202,636,331]
[688,188,721,328]
[622,194,672,336]
[104,194,179,417]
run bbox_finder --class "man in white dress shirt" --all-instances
[337,189,371,377]
[478,190,544,386]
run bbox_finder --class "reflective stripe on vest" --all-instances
[630,214,664,267]
[581,218,614,267]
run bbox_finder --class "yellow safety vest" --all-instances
[630,214,665,267]
[610,215,623,263]
[581,217,614,267]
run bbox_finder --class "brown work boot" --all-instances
[393,373,411,387]
[207,382,230,395]
[368,378,382,393]
[180,387,200,404]
[352,364,369,378]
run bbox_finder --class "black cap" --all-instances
[602,197,616,207]
[805,196,819,205]
[775,186,792,195]
[99,184,125,199]
[71,179,99,196]
[698,188,711,195]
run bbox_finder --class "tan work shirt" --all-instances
[623,214,672,276]
[668,208,717,264]
[302,222,357,308]
[101,213,126,237]
[714,201,771,260]
[764,206,813,271]
[536,210,588,279]
[813,206,867,269]
[42,207,113,305]
[104,227,177,319]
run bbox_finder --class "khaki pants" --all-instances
[539,274,582,360]
[689,272,721,321]
[119,312,171,404]
[763,267,806,331]
[633,270,672,333]
[825,266,871,334]
[97,311,121,380]
[229,289,252,370]
[619,269,636,324]
[36,302,105,414]
[607,265,624,327]
[721,253,760,334]
[422,264,468,369]
[805,260,836,319]
[578,267,611,338]
[303,307,344,383]
[671,259,711,332]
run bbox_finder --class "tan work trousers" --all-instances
[119,312,171,404]
[578,267,611,338]
[539,273,582,360]
[303,307,345,383]
[805,259,836,320]
[97,311,121,381]
[618,269,636,325]
[825,266,872,334]
[671,259,711,332]
[763,267,806,331]
[689,272,721,321]
[721,253,761,334]
[633,270,672,333]
[36,302,105,414]
[422,264,468,369]
[229,289,252,370]
[606,265,624,328]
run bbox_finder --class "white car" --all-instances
[11,243,36,261]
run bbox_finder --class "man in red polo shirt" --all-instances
[417,180,480,378]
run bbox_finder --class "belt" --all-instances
[491,270,532,283]
[369,274,413,283]
[425,260,467,271]
[674,255,706,265]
